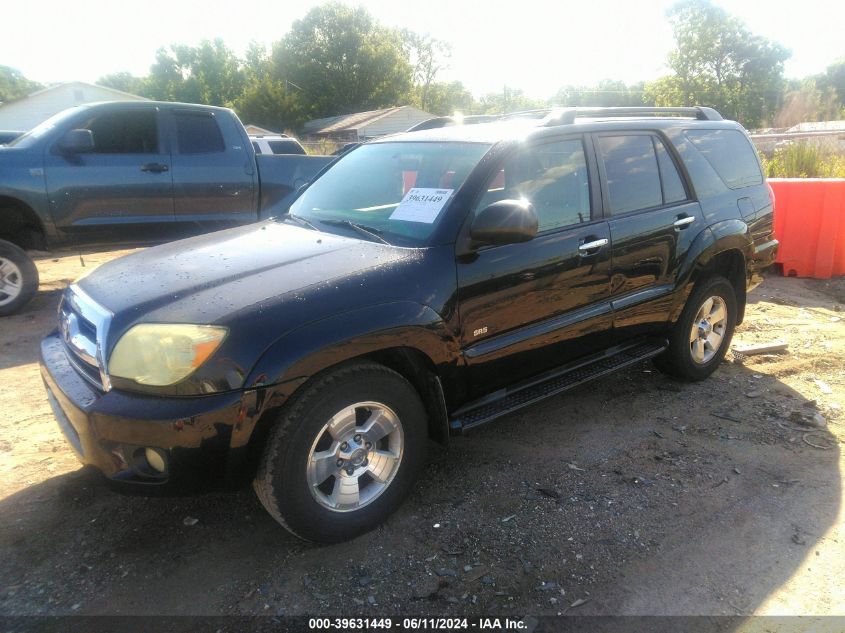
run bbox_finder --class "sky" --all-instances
[2,0,843,100]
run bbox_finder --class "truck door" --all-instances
[592,132,702,340]
[168,108,257,227]
[456,136,613,397]
[43,106,175,242]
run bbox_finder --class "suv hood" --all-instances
[78,221,422,333]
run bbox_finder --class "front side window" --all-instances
[174,111,225,154]
[80,110,158,154]
[288,141,491,246]
[474,139,591,233]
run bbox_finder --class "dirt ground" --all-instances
[0,249,843,618]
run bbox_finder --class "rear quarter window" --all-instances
[684,129,762,189]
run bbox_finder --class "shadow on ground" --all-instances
[0,357,839,621]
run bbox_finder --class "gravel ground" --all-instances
[0,249,843,617]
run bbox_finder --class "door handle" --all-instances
[673,215,695,229]
[141,163,169,173]
[578,238,609,254]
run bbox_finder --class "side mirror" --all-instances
[58,129,95,154]
[470,199,538,245]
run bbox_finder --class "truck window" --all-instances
[81,110,158,154]
[174,111,225,154]
[684,129,762,189]
[268,139,306,155]
[474,139,591,232]
[597,134,664,214]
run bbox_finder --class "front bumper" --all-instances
[39,331,263,491]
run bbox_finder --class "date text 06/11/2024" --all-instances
[307,617,530,630]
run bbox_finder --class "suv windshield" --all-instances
[287,141,491,246]
[6,107,85,149]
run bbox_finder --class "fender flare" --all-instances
[245,301,461,395]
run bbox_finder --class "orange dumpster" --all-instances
[768,178,845,279]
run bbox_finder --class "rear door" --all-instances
[168,108,257,226]
[457,136,613,397]
[593,132,702,339]
[44,106,174,242]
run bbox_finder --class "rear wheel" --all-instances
[0,240,38,316]
[654,276,736,381]
[253,361,428,543]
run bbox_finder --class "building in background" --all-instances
[303,106,433,143]
[0,81,148,131]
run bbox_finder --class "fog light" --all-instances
[144,448,166,473]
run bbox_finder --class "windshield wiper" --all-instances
[319,219,390,245]
[282,213,319,231]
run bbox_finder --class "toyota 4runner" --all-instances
[40,107,778,542]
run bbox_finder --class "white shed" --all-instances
[0,82,148,131]
[303,106,434,142]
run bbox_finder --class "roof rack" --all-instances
[540,106,723,126]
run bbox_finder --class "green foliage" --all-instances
[657,0,790,127]
[552,80,650,107]
[476,87,545,114]
[271,3,413,123]
[761,142,845,178]
[0,65,43,103]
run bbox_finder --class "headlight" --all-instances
[108,324,228,386]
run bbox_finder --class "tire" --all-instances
[253,361,428,543]
[0,240,39,317]
[653,276,737,381]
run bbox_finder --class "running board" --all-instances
[451,340,668,432]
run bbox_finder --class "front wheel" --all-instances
[253,361,428,543]
[0,240,39,317]
[654,276,737,381]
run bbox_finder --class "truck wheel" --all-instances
[654,276,736,381]
[0,240,39,316]
[253,361,428,543]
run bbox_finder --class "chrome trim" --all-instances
[578,238,609,253]
[673,216,695,228]
[63,284,114,391]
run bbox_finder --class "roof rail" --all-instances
[540,106,723,126]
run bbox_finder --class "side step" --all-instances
[451,340,668,432]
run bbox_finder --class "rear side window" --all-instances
[174,111,225,154]
[684,129,762,189]
[81,110,158,154]
[598,134,689,214]
[598,135,663,214]
[268,139,306,155]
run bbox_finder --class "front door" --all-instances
[457,136,613,398]
[44,106,174,243]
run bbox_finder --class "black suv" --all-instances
[40,107,777,542]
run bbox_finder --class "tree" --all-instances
[655,0,790,127]
[143,39,245,106]
[97,71,145,95]
[817,59,845,108]
[272,3,413,121]
[476,87,545,114]
[402,31,451,112]
[0,66,42,103]
[552,80,649,107]
[420,81,476,116]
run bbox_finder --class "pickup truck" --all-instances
[0,101,332,315]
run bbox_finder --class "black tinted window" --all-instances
[598,135,662,214]
[475,139,591,232]
[174,111,225,154]
[684,129,762,189]
[654,137,687,204]
[82,110,157,154]
[251,141,262,154]
[268,139,306,155]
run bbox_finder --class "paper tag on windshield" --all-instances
[389,188,453,224]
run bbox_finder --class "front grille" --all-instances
[58,286,114,391]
